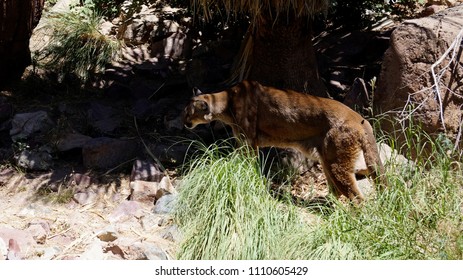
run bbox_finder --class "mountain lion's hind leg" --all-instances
[325,160,364,202]
[321,130,366,203]
[318,157,344,199]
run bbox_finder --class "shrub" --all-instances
[37,7,122,83]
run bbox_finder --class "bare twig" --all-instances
[430,27,463,133]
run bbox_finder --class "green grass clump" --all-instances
[37,8,122,82]
[174,142,312,260]
[175,130,463,259]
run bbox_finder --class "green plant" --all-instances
[36,185,75,204]
[174,141,313,260]
[175,121,463,259]
[37,8,122,83]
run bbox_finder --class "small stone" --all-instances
[39,247,60,260]
[82,137,138,169]
[357,178,375,199]
[79,240,105,260]
[0,238,7,260]
[153,194,177,214]
[73,190,98,205]
[164,114,184,131]
[87,102,121,133]
[0,227,35,258]
[158,176,176,198]
[97,227,118,242]
[103,244,125,259]
[109,201,143,223]
[28,219,51,234]
[27,224,47,244]
[10,111,54,141]
[149,142,189,166]
[99,21,114,36]
[130,159,164,182]
[378,143,415,170]
[16,149,53,171]
[139,215,163,230]
[421,5,447,16]
[67,173,98,191]
[131,242,168,260]
[7,239,22,260]
[130,176,176,204]
[55,132,92,151]
[129,180,159,204]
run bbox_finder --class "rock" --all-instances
[132,242,169,260]
[27,224,48,244]
[82,137,138,169]
[161,224,181,243]
[18,202,53,218]
[357,178,375,199]
[0,227,35,260]
[149,142,189,166]
[7,239,22,260]
[129,180,160,204]
[378,143,415,170]
[10,111,54,141]
[130,176,176,204]
[96,227,118,242]
[79,240,105,260]
[130,159,164,182]
[29,219,51,234]
[28,225,48,244]
[102,243,126,259]
[445,0,460,6]
[375,6,463,149]
[39,247,60,260]
[122,18,147,45]
[421,5,448,16]
[55,132,92,151]
[164,114,184,132]
[153,193,177,214]
[73,190,98,205]
[158,176,176,197]
[353,142,414,176]
[0,238,6,260]
[87,102,122,133]
[150,20,191,60]
[99,21,115,36]
[109,201,143,223]
[140,215,164,230]
[16,149,53,171]
[67,173,98,191]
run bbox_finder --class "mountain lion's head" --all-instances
[183,94,212,129]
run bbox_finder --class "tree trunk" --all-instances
[248,15,327,97]
[0,0,44,89]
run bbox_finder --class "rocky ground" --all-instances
[0,167,179,260]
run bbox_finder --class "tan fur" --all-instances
[183,80,385,202]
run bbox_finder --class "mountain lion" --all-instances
[183,80,384,202]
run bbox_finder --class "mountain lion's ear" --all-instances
[194,100,209,112]
[193,87,202,96]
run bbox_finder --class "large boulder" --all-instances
[375,6,463,148]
